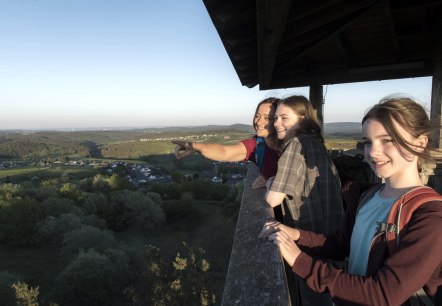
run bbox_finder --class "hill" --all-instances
[324,122,361,138]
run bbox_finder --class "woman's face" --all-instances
[254,103,275,138]
[362,118,424,184]
[274,104,303,140]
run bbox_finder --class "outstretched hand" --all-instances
[172,140,195,159]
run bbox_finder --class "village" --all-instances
[0,157,247,188]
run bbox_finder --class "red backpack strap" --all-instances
[385,187,442,254]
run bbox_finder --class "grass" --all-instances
[0,165,99,182]
[325,138,358,151]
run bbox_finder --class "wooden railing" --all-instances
[221,164,291,306]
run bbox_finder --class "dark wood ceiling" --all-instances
[203,0,442,90]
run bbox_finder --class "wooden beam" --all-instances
[309,85,324,129]
[268,61,433,88]
[257,0,291,90]
[283,0,381,41]
[287,0,344,22]
[430,35,442,149]
[336,32,354,66]
[276,0,382,73]
[382,0,401,61]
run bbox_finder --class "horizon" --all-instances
[0,121,361,133]
[0,1,433,130]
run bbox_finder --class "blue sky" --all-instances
[0,0,433,130]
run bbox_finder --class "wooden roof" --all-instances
[203,0,442,90]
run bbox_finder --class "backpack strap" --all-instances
[379,187,442,306]
[384,186,442,254]
[409,288,435,306]
[254,136,265,171]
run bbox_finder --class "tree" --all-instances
[59,182,82,200]
[12,281,39,306]
[35,213,83,246]
[0,183,21,201]
[144,242,216,306]
[108,190,165,231]
[0,197,44,246]
[60,225,119,262]
[55,249,119,305]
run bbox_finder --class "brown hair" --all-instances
[362,95,440,182]
[253,97,278,135]
[278,95,324,142]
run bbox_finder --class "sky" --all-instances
[0,0,434,130]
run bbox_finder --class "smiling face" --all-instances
[253,102,275,138]
[273,103,304,140]
[362,118,423,185]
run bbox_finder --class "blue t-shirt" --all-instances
[348,190,397,276]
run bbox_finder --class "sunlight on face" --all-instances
[254,103,275,138]
[362,118,420,183]
[274,104,303,140]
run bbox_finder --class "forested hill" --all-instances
[0,123,361,159]
[0,124,255,159]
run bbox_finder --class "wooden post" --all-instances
[309,84,324,129]
[430,29,442,193]
[431,39,442,149]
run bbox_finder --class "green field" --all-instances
[0,165,99,182]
